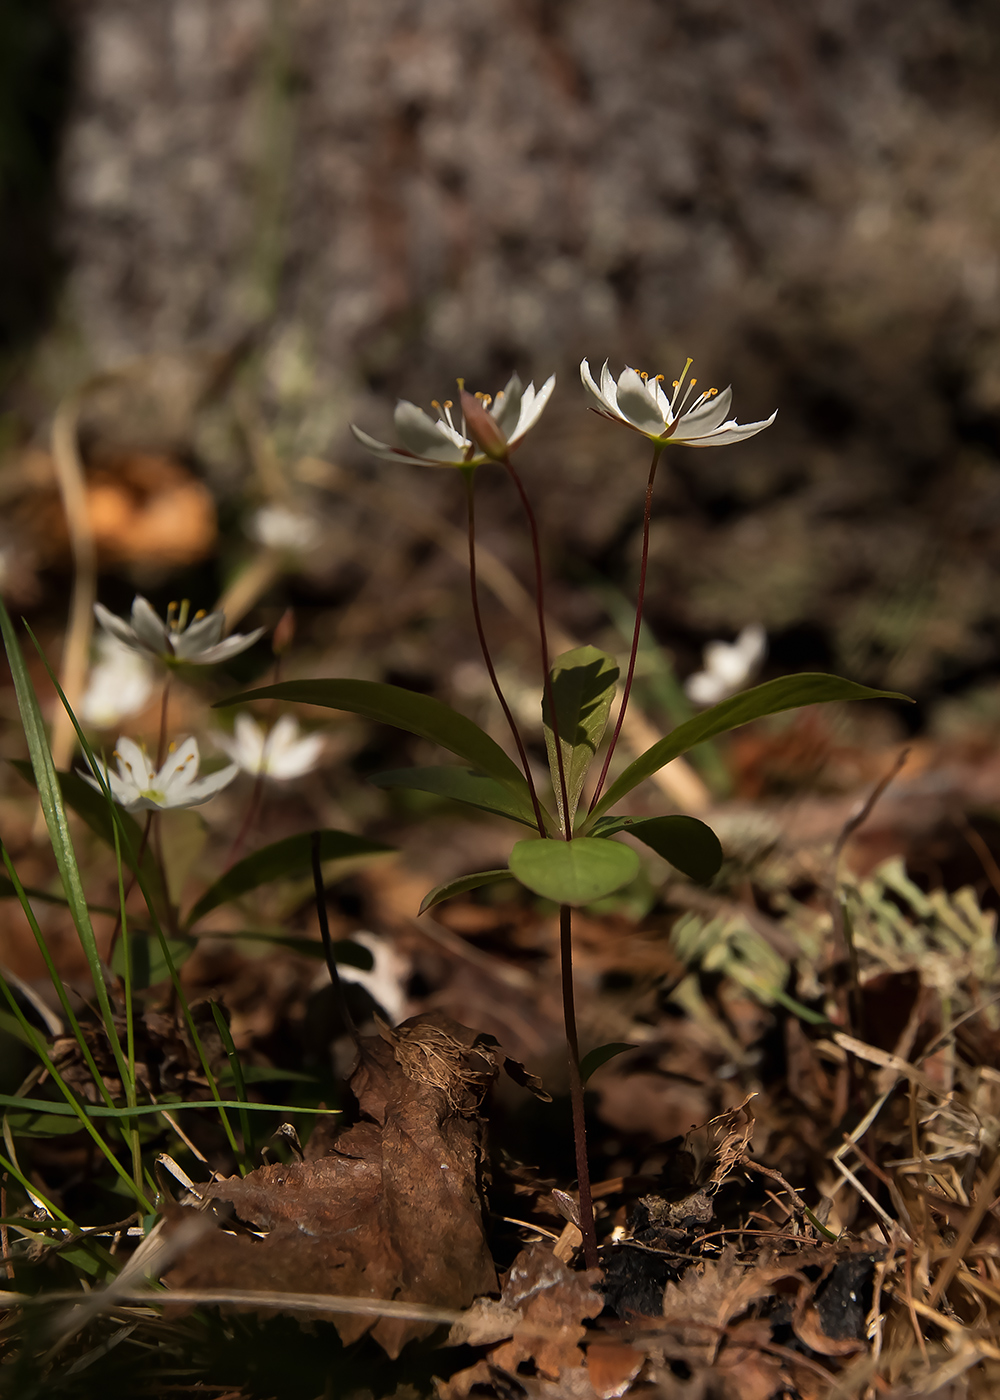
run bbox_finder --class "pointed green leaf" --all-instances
[590,674,910,818]
[371,766,546,830]
[594,814,723,885]
[419,869,514,915]
[543,646,619,832]
[186,828,394,927]
[579,1042,636,1084]
[215,679,531,797]
[509,837,639,906]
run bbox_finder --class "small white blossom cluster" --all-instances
[81,597,322,813]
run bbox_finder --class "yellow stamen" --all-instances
[168,741,176,753]
[194,609,206,620]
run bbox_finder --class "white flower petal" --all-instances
[685,670,730,707]
[157,737,201,794]
[93,603,141,650]
[491,374,524,438]
[189,629,265,665]
[613,368,668,435]
[130,597,170,654]
[394,401,469,462]
[512,374,555,442]
[681,410,778,446]
[178,763,240,806]
[675,386,733,437]
[599,360,621,413]
[173,611,225,658]
[349,423,423,463]
[115,736,156,791]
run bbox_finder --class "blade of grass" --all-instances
[209,1002,252,1166]
[111,819,143,1196]
[0,600,133,1102]
[0,1148,72,1225]
[26,624,244,1161]
[0,974,151,1209]
[0,1095,337,1118]
[0,841,115,1108]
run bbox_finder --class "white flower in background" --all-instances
[249,504,322,553]
[350,372,555,467]
[580,359,776,447]
[685,624,768,708]
[81,736,239,813]
[213,713,324,781]
[334,931,410,1025]
[94,595,264,666]
[79,636,156,728]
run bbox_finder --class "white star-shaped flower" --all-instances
[580,359,776,447]
[685,624,768,708]
[350,372,555,467]
[212,713,324,781]
[94,596,264,666]
[249,504,322,553]
[82,736,239,813]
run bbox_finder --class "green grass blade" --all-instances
[210,1001,252,1164]
[0,600,134,1102]
[0,1095,337,1118]
[24,629,244,1160]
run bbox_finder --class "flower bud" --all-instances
[458,385,509,461]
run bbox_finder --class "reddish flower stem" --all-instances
[500,458,572,837]
[560,903,598,1268]
[464,472,547,838]
[588,444,662,813]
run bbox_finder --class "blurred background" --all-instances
[3,0,1000,733]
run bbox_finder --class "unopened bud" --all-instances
[459,385,508,461]
[272,607,296,656]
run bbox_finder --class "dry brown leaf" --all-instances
[441,1245,604,1398]
[660,1248,773,1351]
[166,1013,498,1356]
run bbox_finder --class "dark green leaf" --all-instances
[595,814,723,885]
[543,646,618,832]
[0,874,115,915]
[579,1043,636,1084]
[590,674,910,818]
[508,837,639,906]
[193,930,375,968]
[215,679,531,797]
[186,828,394,927]
[419,869,514,915]
[371,766,545,830]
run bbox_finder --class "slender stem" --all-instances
[155,676,172,768]
[107,811,153,967]
[226,769,266,868]
[560,903,598,1268]
[501,458,572,836]
[464,472,547,838]
[311,831,359,1052]
[589,445,662,813]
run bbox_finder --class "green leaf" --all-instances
[590,674,910,818]
[215,679,532,797]
[194,930,375,967]
[579,1042,636,1084]
[419,869,514,915]
[110,932,195,988]
[0,873,116,915]
[543,646,618,832]
[371,766,545,830]
[185,828,395,927]
[509,837,639,906]
[10,761,166,912]
[595,814,723,885]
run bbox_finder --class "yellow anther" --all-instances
[443,399,453,409]
[654,374,665,382]
[672,380,679,388]
[640,371,648,380]
[431,399,442,410]
[168,741,176,753]
[194,609,206,620]
[690,378,697,387]
[709,387,718,397]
